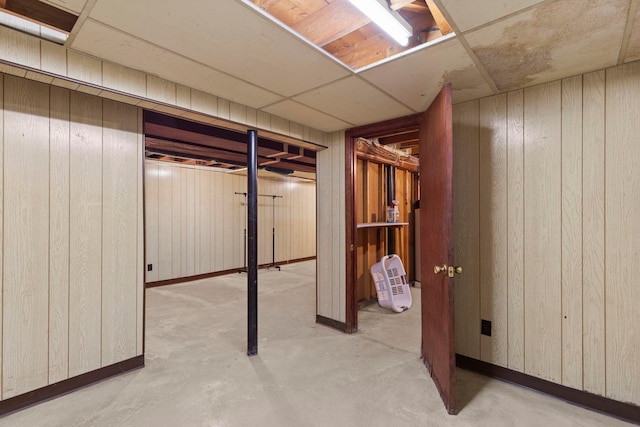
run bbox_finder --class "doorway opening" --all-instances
[142,110,318,288]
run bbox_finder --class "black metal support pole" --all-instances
[247,131,258,356]
[387,165,396,255]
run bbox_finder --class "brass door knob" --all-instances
[454,266,463,274]
[434,265,447,274]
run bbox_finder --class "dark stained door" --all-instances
[419,84,456,414]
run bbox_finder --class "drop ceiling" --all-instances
[20,0,640,133]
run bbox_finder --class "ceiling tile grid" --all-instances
[71,19,284,109]
[86,0,351,97]
[40,0,639,132]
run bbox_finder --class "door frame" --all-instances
[344,113,422,333]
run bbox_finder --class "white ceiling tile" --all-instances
[360,37,493,111]
[293,76,414,125]
[70,19,284,109]
[87,0,351,97]
[440,0,546,32]
[465,0,630,92]
[294,76,414,126]
[262,100,352,133]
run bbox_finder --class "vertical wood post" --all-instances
[387,165,396,254]
[247,130,258,356]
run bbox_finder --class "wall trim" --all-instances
[316,315,349,333]
[456,354,640,425]
[0,355,144,417]
[146,256,317,288]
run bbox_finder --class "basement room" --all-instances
[0,0,638,425]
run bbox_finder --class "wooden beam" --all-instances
[425,0,452,35]
[379,130,420,145]
[390,0,417,10]
[292,0,371,47]
[355,139,419,173]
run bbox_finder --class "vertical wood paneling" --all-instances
[234,174,245,267]
[69,92,103,377]
[173,168,184,276]
[560,75,584,389]
[158,163,174,280]
[2,77,50,397]
[185,168,195,276]
[0,26,40,70]
[102,100,138,366]
[199,170,212,274]
[0,74,4,396]
[605,62,640,404]
[450,63,640,406]
[479,94,508,366]
[146,75,176,106]
[49,86,70,384]
[334,132,347,322]
[222,173,234,269]
[136,109,144,355]
[453,101,480,359]
[67,51,102,87]
[316,144,333,318]
[193,169,201,274]
[145,162,159,282]
[506,89,525,371]
[212,170,224,272]
[582,70,606,396]
[523,81,562,383]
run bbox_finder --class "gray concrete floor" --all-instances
[0,260,633,426]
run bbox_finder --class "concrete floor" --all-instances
[0,261,633,426]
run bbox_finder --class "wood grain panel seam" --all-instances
[602,70,607,397]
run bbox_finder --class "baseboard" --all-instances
[456,354,640,425]
[316,315,348,332]
[146,256,317,288]
[0,355,144,417]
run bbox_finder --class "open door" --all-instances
[419,84,457,414]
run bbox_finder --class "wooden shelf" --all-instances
[357,222,409,229]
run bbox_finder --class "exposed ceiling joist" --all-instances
[291,0,370,47]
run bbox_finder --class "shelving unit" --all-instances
[355,155,417,304]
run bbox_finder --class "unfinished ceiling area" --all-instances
[5,0,640,134]
[250,0,453,69]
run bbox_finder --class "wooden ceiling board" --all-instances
[465,0,630,92]
[293,76,414,126]
[87,0,351,97]
[438,0,546,32]
[71,20,283,109]
[38,0,87,14]
[359,36,493,110]
[262,100,352,133]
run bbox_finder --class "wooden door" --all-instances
[419,84,456,414]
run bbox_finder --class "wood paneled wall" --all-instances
[316,132,346,323]
[144,160,316,282]
[0,74,144,399]
[453,61,640,405]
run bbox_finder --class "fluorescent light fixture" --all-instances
[348,0,412,46]
[0,10,68,44]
